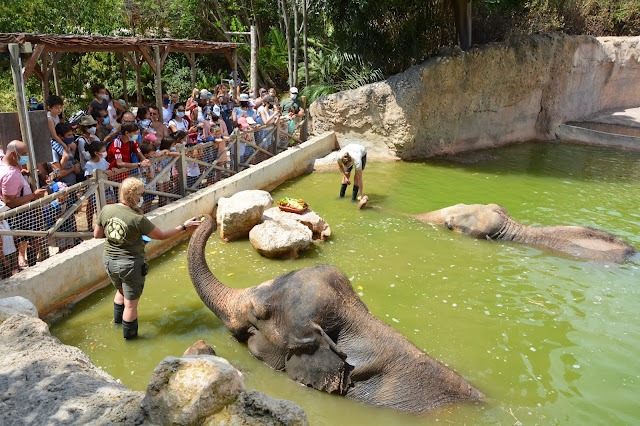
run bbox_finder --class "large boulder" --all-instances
[0,314,146,425]
[217,190,274,241]
[207,390,309,425]
[249,218,313,259]
[0,296,39,322]
[263,207,331,241]
[141,355,245,425]
[184,339,217,356]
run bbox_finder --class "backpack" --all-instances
[68,110,87,127]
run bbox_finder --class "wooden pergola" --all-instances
[0,33,243,187]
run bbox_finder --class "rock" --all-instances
[207,390,309,426]
[0,296,39,322]
[310,34,640,159]
[249,218,313,259]
[141,355,245,425]
[217,190,274,241]
[263,207,331,241]
[0,315,146,425]
[184,339,217,356]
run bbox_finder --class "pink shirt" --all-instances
[0,161,32,199]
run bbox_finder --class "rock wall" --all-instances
[310,33,640,159]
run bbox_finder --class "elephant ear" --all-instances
[284,323,352,394]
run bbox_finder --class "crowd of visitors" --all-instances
[0,80,307,278]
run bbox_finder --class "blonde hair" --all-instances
[191,88,200,99]
[341,152,352,166]
[119,177,144,214]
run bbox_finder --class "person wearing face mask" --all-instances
[87,83,110,116]
[103,111,136,145]
[92,109,113,141]
[106,122,151,176]
[106,89,125,125]
[0,140,49,269]
[52,123,82,187]
[281,87,305,118]
[231,93,256,129]
[94,177,201,339]
[76,115,100,172]
[84,141,115,230]
[168,103,196,134]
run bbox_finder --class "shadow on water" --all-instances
[424,141,640,184]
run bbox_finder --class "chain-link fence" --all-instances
[0,118,308,279]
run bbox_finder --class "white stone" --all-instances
[263,207,331,241]
[250,218,313,259]
[0,296,38,322]
[142,355,245,425]
[216,190,274,241]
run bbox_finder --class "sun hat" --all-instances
[144,133,158,143]
[239,93,250,100]
[237,116,249,129]
[246,117,256,125]
[289,87,298,94]
[79,115,98,126]
[199,91,209,100]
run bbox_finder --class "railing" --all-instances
[0,118,307,279]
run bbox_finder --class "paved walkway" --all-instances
[571,106,640,137]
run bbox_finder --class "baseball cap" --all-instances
[290,87,298,94]
[239,93,250,100]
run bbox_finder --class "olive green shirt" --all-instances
[280,98,304,115]
[97,204,155,259]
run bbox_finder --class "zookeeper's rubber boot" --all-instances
[352,186,359,201]
[113,303,124,324]
[123,319,138,339]
[339,183,348,198]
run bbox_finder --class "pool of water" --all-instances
[51,142,640,425]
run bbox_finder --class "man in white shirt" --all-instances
[337,143,367,204]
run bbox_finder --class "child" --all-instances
[139,143,156,213]
[47,95,76,155]
[155,136,180,207]
[185,140,202,189]
[44,182,78,253]
[76,115,99,172]
[84,141,114,229]
[53,123,81,187]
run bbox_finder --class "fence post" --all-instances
[96,171,107,213]
[234,129,241,173]
[301,96,308,142]
[274,124,280,153]
[177,144,187,196]
[272,124,278,156]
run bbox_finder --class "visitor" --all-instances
[281,87,305,118]
[76,115,99,172]
[0,199,18,278]
[155,136,180,207]
[337,143,367,202]
[162,92,172,125]
[136,106,152,136]
[103,111,136,145]
[47,95,75,155]
[106,122,151,175]
[106,89,125,125]
[168,103,194,133]
[191,92,211,143]
[0,140,48,269]
[149,105,170,141]
[84,141,114,229]
[91,108,112,140]
[86,83,109,116]
[256,95,279,148]
[94,177,201,339]
[186,88,200,111]
[52,123,81,187]
[232,93,256,128]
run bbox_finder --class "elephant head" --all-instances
[416,203,509,239]
[188,215,484,413]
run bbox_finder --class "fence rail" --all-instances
[0,118,307,279]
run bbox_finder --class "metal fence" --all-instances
[0,119,307,279]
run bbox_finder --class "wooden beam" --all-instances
[185,53,196,89]
[22,44,45,80]
[117,53,129,107]
[153,45,163,113]
[137,46,156,75]
[41,51,50,102]
[48,52,62,73]
[160,45,170,69]
[32,67,44,81]
[122,51,139,70]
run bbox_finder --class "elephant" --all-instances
[415,203,637,263]
[188,215,484,414]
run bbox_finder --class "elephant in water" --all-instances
[416,203,636,263]
[188,215,483,414]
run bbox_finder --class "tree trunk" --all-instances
[292,0,299,87]
[303,0,309,87]
[279,0,293,88]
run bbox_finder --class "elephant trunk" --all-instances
[188,214,241,327]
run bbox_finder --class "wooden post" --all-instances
[153,46,163,113]
[8,44,39,188]
[41,51,50,102]
[250,25,258,96]
[186,53,196,90]
[177,144,187,196]
[95,170,107,213]
[134,52,143,107]
[234,130,240,173]
[301,95,308,142]
[52,62,61,96]
[120,55,128,108]
[232,48,238,100]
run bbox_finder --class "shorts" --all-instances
[104,256,146,300]
[345,153,367,173]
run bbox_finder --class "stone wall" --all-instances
[310,33,640,159]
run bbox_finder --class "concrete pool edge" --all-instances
[0,131,339,321]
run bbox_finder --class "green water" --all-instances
[51,142,640,425]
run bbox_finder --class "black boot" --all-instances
[123,319,138,339]
[339,183,348,198]
[352,185,359,201]
[113,303,124,324]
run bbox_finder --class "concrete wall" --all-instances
[0,132,338,319]
[310,34,640,159]
[556,124,640,150]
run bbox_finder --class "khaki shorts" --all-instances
[104,256,146,300]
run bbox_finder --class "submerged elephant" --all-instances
[416,203,636,263]
[188,215,483,414]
